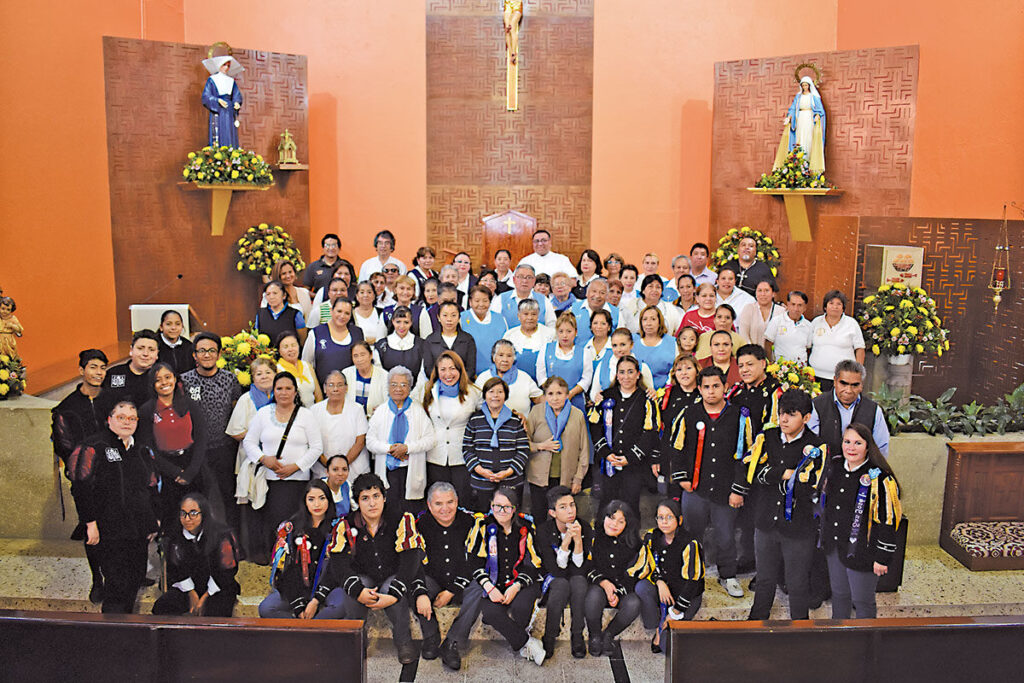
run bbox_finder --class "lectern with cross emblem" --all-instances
[481,209,536,267]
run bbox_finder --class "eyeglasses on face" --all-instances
[195,348,219,356]
[179,510,202,519]
[491,504,514,513]
[112,416,138,424]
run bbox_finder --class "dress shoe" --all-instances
[421,633,441,660]
[89,582,104,604]
[601,631,617,657]
[570,633,586,659]
[440,638,461,671]
[650,633,662,654]
[542,637,556,661]
[588,633,603,657]
[397,638,419,665]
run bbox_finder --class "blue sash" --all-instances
[784,445,821,521]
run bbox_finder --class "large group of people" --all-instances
[50,228,902,670]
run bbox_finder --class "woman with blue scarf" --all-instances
[366,366,436,515]
[321,455,354,520]
[474,339,542,417]
[463,377,531,512]
[525,377,591,520]
[424,351,482,504]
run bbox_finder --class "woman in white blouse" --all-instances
[808,290,866,392]
[422,350,481,504]
[475,339,542,417]
[310,370,370,479]
[352,281,387,344]
[366,366,436,514]
[341,341,388,417]
[242,371,323,553]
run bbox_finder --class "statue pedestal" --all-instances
[178,182,272,236]
[746,187,843,241]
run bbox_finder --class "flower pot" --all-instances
[888,354,913,366]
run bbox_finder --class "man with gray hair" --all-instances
[807,359,889,456]
[570,277,619,344]
[490,263,557,328]
[412,481,487,672]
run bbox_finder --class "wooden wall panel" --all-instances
[852,217,1024,403]
[709,46,918,298]
[427,1,592,268]
[103,36,309,340]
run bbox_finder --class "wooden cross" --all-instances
[503,217,516,234]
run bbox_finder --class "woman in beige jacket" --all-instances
[525,377,591,520]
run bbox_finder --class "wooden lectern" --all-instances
[481,209,536,267]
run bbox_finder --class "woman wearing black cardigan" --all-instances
[462,377,530,512]
[153,493,240,617]
[422,301,478,381]
[136,362,208,535]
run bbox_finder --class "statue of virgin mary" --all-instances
[783,76,825,174]
[201,55,244,148]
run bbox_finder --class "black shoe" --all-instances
[650,633,662,654]
[89,582,104,604]
[780,583,789,595]
[736,561,756,575]
[542,638,556,661]
[397,639,418,665]
[571,633,586,659]
[440,638,461,671]
[421,633,441,660]
[748,575,757,591]
[588,634,602,657]
[601,632,617,657]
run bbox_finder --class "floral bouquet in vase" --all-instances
[860,283,949,358]
[0,353,26,399]
[219,326,278,386]
[235,223,306,277]
[711,226,781,277]
[766,358,821,396]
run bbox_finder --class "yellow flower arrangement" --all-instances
[710,225,782,276]
[860,284,949,357]
[182,146,273,187]
[235,223,306,279]
[0,352,26,400]
[218,325,278,384]
[767,358,820,396]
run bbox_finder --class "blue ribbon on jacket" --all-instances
[784,445,821,521]
[601,398,618,477]
[485,524,499,584]
[847,467,881,558]
[734,406,749,460]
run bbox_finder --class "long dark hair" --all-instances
[290,479,335,537]
[599,499,640,550]
[271,371,302,407]
[148,361,190,415]
[844,422,896,480]
[609,355,648,394]
[177,492,232,558]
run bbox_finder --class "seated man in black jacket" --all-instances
[331,473,428,665]
[412,482,487,672]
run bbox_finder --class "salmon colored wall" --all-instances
[183,0,427,272]
[591,0,838,268]
[838,0,1024,220]
[0,1,183,390]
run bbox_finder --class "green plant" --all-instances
[754,145,830,190]
[710,225,781,276]
[871,382,1024,437]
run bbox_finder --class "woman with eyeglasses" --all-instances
[152,493,240,617]
[353,282,387,345]
[468,487,546,665]
[311,370,370,479]
[642,498,704,653]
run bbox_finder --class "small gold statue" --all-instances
[277,130,299,165]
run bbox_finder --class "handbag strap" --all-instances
[274,407,300,459]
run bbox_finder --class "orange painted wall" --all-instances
[591,0,838,267]
[0,0,183,390]
[183,0,427,272]
[838,0,1024,220]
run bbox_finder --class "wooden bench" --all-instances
[0,609,366,682]
[666,616,1024,682]
[940,441,1024,570]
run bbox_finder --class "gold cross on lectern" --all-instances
[503,217,517,234]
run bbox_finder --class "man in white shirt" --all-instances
[517,229,578,278]
[715,267,755,318]
[763,290,813,363]
[358,229,407,282]
[689,242,717,286]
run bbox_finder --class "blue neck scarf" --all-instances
[438,381,460,398]
[250,385,273,410]
[483,405,513,448]
[491,363,518,385]
[386,398,410,470]
[545,403,571,442]
[335,481,351,517]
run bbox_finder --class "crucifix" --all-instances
[503,0,522,111]
[503,216,517,234]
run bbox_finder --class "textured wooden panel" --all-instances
[853,217,1024,403]
[103,37,309,340]
[428,185,589,265]
[812,215,860,314]
[709,46,918,293]
[427,4,592,268]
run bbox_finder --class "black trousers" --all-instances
[263,480,306,549]
[480,583,539,651]
[749,528,815,620]
[99,537,148,613]
[152,586,238,617]
[426,463,470,506]
[598,464,644,521]
[204,443,241,534]
[528,479,561,523]
[584,585,641,638]
[85,540,103,585]
[386,467,424,516]
[544,574,588,642]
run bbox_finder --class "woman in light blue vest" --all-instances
[536,312,587,411]
[460,285,509,374]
